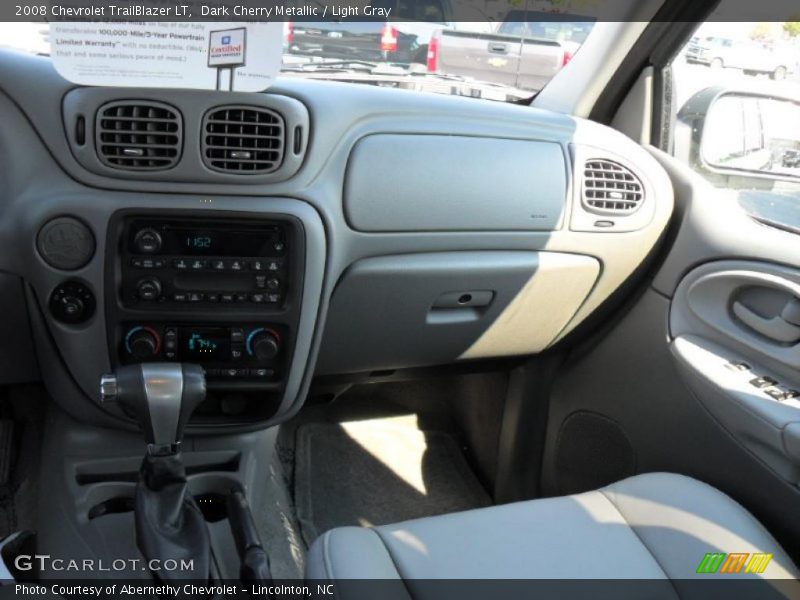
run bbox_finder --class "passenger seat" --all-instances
[306,473,798,580]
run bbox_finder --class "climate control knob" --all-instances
[136,277,162,301]
[247,329,281,361]
[133,228,162,254]
[125,326,161,360]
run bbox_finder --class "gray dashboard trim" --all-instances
[344,134,567,232]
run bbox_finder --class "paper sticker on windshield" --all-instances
[50,22,281,92]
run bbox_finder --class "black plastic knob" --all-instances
[49,280,96,324]
[127,328,160,360]
[250,331,280,361]
[133,228,162,254]
[136,277,162,301]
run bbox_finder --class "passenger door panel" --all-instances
[670,261,800,486]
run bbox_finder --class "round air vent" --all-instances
[582,159,644,215]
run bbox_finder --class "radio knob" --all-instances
[133,228,162,254]
[136,277,162,301]
[125,327,160,360]
[249,329,280,361]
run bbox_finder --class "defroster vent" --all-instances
[202,106,284,173]
[582,159,644,214]
[96,101,182,170]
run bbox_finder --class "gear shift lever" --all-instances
[100,363,211,585]
[101,363,206,456]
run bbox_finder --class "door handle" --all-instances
[488,43,508,54]
[732,301,800,343]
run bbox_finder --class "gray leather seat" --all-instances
[306,473,798,580]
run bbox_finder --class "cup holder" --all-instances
[196,493,229,522]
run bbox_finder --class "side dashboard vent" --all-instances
[202,106,285,173]
[582,159,644,214]
[96,101,182,170]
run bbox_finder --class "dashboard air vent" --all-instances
[96,101,182,170]
[202,106,285,174]
[582,159,644,214]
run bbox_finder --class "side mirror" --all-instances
[677,87,800,185]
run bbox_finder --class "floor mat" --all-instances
[294,415,491,545]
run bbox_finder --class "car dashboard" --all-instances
[0,49,673,432]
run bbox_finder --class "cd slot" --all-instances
[174,272,252,293]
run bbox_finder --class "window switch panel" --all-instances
[750,376,779,389]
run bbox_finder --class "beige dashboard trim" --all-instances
[460,252,600,359]
[461,136,674,360]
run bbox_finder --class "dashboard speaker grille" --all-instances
[96,101,182,170]
[582,159,643,214]
[202,106,284,173]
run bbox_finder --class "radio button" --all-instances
[134,228,162,254]
[164,334,177,359]
[136,278,162,301]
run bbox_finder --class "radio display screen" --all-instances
[181,328,230,362]
[128,220,286,257]
[183,233,215,253]
[169,229,279,256]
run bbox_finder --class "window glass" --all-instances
[0,11,595,104]
[671,14,800,231]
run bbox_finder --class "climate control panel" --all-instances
[119,323,286,381]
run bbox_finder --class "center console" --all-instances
[106,213,306,401]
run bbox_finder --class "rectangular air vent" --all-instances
[582,159,644,214]
[96,101,182,170]
[202,106,284,173]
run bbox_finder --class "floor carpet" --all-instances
[294,415,491,545]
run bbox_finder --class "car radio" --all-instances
[119,218,290,309]
[108,214,305,389]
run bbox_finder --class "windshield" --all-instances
[0,15,594,103]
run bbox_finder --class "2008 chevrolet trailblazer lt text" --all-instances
[0,1,798,599]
